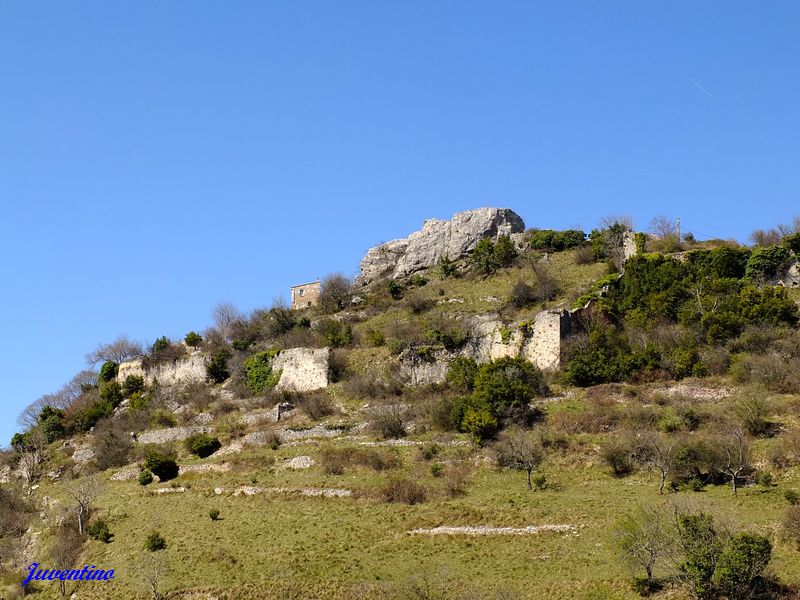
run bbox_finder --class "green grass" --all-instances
[21,420,800,599]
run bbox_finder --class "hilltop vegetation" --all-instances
[4,215,800,599]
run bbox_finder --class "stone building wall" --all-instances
[291,281,321,310]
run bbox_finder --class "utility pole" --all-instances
[677,217,681,242]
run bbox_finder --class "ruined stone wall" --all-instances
[273,347,330,392]
[521,310,569,371]
[117,353,206,388]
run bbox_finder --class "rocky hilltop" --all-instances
[356,207,525,285]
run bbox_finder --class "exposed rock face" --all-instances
[357,208,525,285]
[274,347,330,392]
[780,262,800,287]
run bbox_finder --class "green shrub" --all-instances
[785,490,800,505]
[149,409,176,428]
[144,531,167,552]
[471,238,500,275]
[243,350,281,395]
[676,512,722,599]
[315,319,353,348]
[446,356,478,392]
[439,255,458,278]
[88,519,112,543]
[745,245,791,281]
[122,375,145,397]
[472,356,543,413]
[98,361,119,383]
[99,380,124,408]
[493,235,518,267]
[151,336,171,354]
[712,533,772,600]
[184,433,221,458]
[409,274,428,287]
[459,401,499,444]
[527,229,586,252]
[364,329,386,347]
[430,463,444,477]
[184,331,203,347]
[387,280,405,300]
[600,440,634,476]
[138,469,154,486]
[206,349,231,383]
[143,448,178,481]
[209,508,220,521]
[80,400,114,432]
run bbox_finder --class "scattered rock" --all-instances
[110,467,139,481]
[137,425,209,445]
[408,525,576,536]
[178,463,231,475]
[153,487,186,494]
[72,446,95,465]
[282,456,316,470]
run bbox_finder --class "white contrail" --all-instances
[679,70,713,97]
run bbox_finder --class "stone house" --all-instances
[290,280,321,310]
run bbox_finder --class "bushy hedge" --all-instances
[143,447,178,481]
[527,229,587,252]
[184,433,221,458]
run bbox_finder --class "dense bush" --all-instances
[370,405,406,439]
[564,326,658,387]
[445,356,478,392]
[184,433,221,458]
[206,349,231,383]
[527,229,587,252]
[143,447,178,481]
[144,531,167,551]
[381,478,427,505]
[184,331,203,347]
[471,236,517,275]
[122,375,145,397]
[99,380,124,408]
[138,469,153,486]
[712,533,772,599]
[209,508,220,521]
[745,245,791,281]
[98,361,119,384]
[243,350,281,395]
[472,356,543,412]
[315,319,353,348]
[88,519,112,543]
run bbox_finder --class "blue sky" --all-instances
[2,2,799,446]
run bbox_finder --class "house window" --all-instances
[299,289,305,297]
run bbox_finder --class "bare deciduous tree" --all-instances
[212,301,243,341]
[48,526,83,596]
[18,429,46,483]
[613,505,668,585]
[320,273,353,313]
[714,426,751,495]
[85,335,143,366]
[65,475,104,535]
[141,552,170,600]
[649,215,679,239]
[638,433,679,495]
[495,427,546,490]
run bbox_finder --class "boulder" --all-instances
[357,208,525,285]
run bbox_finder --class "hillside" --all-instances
[4,209,800,600]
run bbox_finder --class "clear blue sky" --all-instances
[2,2,799,446]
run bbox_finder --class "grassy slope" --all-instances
[21,394,800,600]
[10,249,800,599]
